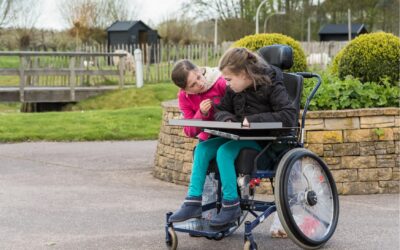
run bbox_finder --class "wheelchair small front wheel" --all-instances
[244,240,258,250]
[275,148,339,249]
[166,227,178,250]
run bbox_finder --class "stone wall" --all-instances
[153,100,399,195]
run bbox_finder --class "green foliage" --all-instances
[233,33,307,72]
[333,32,400,85]
[329,49,343,75]
[302,73,400,110]
[374,128,385,137]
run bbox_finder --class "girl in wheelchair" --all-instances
[169,47,297,228]
[171,59,227,141]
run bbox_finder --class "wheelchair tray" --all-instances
[172,218,237,237]
[168,119,283,130]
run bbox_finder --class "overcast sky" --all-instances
[36,0,187,30]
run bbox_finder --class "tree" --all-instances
[0,0,12,26]
[59,0,140,45]
[7,0,41,49]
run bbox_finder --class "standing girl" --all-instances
[169,48,297,227]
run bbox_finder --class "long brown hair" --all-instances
[219,47,272,88]
[171,59,198,89]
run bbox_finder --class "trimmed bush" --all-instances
[334,32,400,85]
[233,33,307,72]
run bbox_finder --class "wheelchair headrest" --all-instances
[257,45,293,70]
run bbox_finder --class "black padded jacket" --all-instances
[214,66,297,129]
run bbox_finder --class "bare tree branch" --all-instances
[0,0,15,26]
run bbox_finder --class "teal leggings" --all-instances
[188,137,261,201]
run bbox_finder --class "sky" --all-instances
[36,0,187,30]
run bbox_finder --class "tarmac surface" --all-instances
[0,141,399,250]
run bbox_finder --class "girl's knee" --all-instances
[194,142,210,156]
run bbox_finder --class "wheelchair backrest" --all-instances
[257,45,303,122]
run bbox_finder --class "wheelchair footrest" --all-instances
[172,218,237,238]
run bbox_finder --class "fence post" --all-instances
[118,55,125,89]
[69,56,76,101]
[19,55,26,102]
[134,49,144,88]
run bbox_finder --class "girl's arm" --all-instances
[214,87,237,122]
[178,94,203,138]
[245,82,297,127]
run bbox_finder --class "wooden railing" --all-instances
[0,51,127,102]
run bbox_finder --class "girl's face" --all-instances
[222,69,252,93]
[185,69,207,94]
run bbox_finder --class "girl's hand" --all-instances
[200,99,212,115]
[242,117,250,127]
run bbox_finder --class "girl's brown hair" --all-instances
[219,47,272,88]
[171,59,198,89]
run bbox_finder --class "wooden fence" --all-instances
[0,51,127,102]
[0,41,349,90]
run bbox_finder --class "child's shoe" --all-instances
[209,198,241,227]
[168,196,202,223]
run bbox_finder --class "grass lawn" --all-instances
[65,83,178,110]
[0,107,162,142]
[0,83,179,142]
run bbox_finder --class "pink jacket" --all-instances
[178,76,227,141]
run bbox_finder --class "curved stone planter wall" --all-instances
[153,100,399,195]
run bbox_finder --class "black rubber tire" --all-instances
[275,148,339,249]
[166,227,178,250]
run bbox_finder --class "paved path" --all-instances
[0,141,398,250]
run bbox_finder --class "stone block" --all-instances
[379,181,399,193]
[358,169,378,181]
[335,182,344,195]
[304,118,324,130]
[323,157,341,165]
[182,162,193,174]
[360,145,375,156]
[325,117,360,130]
[184,151,193,162]
[333,143,360,156]
[378,168,392,181]
[324,151,334,157]
[327,164,341,170]
[374,149,387,155]
[360,116,395,128]
[331,169,358,182]
[392,171,400,181]
[395,116,400,127]
[376,155,396,168]
[344,129,376,142]
[377,128,394,141]
[342,182,380,195]
[342,156,376,169]
[307,131,343,144]
[306,143,324,156]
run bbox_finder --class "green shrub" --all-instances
[302,72,399,110]
[233,33,307,72]
[330,49,344,75]
[333,32,400,85]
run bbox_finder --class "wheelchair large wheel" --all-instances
[275,148,339,249]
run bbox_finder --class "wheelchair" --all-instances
[165,45,339,250]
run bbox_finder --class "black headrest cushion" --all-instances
[257,45,294,70]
